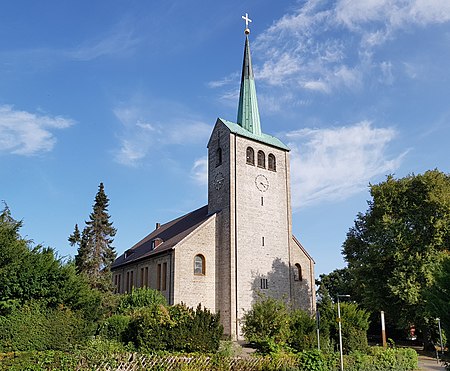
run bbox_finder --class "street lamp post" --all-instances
[338,294,351,371]
[437,318,444,358]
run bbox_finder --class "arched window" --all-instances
[257,150,265,168]
[216,147,222,167]
[294,263,302,281]
[268,154,276,171]
[194,254,205,275]
[246,147,255,165]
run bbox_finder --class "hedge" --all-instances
[0,346,419,371]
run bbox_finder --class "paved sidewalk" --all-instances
[418,355,446,370]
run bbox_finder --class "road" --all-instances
[418,355,447,370]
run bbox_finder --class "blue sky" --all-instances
[1,0,449,276]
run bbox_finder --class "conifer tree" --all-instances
[69,183,117,290]
[68,223,80,247]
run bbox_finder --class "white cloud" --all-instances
[113,101,211,166]
[284,121,404,208]
[191,156,208,185]
[206,0,450,98]
[303,80,330,93]
[0,105,74,156]
[166,121,211,145]
[335,0,450,29]
[1,21,140,71]
[67,17,140,61]
[208,72,240,88]
[66,28,140,61]
[256,53,302,86]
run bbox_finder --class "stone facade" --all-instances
[173,214,217,311]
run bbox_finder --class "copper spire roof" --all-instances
[236,29,262,136]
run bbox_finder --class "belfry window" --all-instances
[246,147,255,165]
[268,154,276,171]
[194,254,205,275]
[216,147,222,167]
[294,263,302,281]
[258,151,266,168]
[257,150,265,168]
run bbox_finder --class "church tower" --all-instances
[207,15,299,339]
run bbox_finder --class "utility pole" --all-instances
[316,310,320,351]
[437,318,444,359]
[337,294,350,371]
[381,311,387,348]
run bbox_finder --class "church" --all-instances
[111,16,316,340]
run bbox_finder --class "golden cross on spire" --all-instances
[242,13,252,34]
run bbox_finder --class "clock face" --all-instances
[214,172,225,190]
[255,174,269,192]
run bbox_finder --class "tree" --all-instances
[0,204,100,317]
[316,268,356,303]
[342,170,450,344]
[427,254,450,345]
[70,183,117,290]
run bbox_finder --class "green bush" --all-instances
[127,303,223,353]
[127,304,172,352]
[343,347,418,371]
[99,314,131,343]
[168,303,223,353]
[0,301,88,352]
[296,350,326,371]
[0,350,79,371]
[317,300,370,354]
[116,287,167,314]
[0,346,419,371]
[340,303,370,353]
[241,296,291,354]
[288,309,317,352]
[76,337,128,366]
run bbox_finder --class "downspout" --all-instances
[286,150,293,304]
[169,251,173,305]
[234,134,239,338]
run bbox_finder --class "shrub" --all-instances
[0,301,88,352]
[0,350,79,371]
[77,337,128,366]
[99,314,131,343]
[127,304,172,352]
[317,300,370,354]
[343,347,418,371]
[241,296,290,354]
[168,303,223,353]
[0,347,419,371]
[340,303,370,353]
[116,287,167,314]
[297,349,339,371]
[127,303,223,353]
[288,309,317,352]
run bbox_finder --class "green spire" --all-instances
[237,34,262,136]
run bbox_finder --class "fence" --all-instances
[89,353,296,371]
